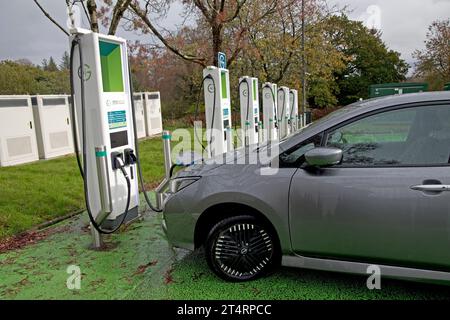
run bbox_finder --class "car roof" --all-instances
[351,91,450,111]
[316,91,450,129]
[280,91,450,151]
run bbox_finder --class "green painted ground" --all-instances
[1,204,450,300]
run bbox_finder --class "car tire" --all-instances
[205,215,279,282]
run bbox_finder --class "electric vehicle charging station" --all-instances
[143,92,163,137]
[0,95,39,167]
[239,76,260,146]
[289,89,299,132]
[132,93,148,139]
[203,66,232,157]
[31,95,74,159]
[70,28,150,246]
[262,83,278,142]
[277,86,290,138]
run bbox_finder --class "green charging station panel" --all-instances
[221,71,228,99]
[99,40,124,92]
[369,83,428,98]
[444,83,450,91]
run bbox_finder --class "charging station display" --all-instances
[203,66,232,157]
[239,76,260,146]
[71,29,139,232]
[277,86,290,138]
[289,89,299,132]
[262,83,278,141]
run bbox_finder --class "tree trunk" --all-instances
[212,24,223,66]
[87,0,99,32]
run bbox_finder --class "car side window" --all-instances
[279,133,323,167]
[325,104,450,166]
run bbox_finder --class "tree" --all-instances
[60,51,70,70]
[0,60,70,95]
[46,57,59,72]
[325,15,409,105]
[235,0,345,108]
[413,19,450,90]
[127,0,283,67]
[41,58,48,70]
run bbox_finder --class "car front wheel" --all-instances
[205,215,279,282]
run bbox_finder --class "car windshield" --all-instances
[285,104,359,140]
[256,103,363,153]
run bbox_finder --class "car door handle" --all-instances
[411,185,450,192]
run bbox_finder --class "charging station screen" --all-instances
[253,79,257,102]
[99,40,124,92]
[221,71,228,99]
[110,130,128,149]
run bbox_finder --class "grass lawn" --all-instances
[0,135,167,239]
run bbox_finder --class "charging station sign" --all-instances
[218,52,227,69]
[108,110,127,129]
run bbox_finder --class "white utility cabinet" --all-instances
[143,92,163,137]
[31,95,74,159]
[0,95,39,166]
[133,93,147,139]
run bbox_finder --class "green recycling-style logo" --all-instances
[77,64,92,82]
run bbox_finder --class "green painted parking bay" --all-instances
[1,204,450,299]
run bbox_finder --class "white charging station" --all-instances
[70,28,139,232]
[31,95,74,159]
[262,83,278,141]
[203,66,232,157]
[143,92,163,137]
[0,95,39,167]
[132,93,148,139]
[277,86,290,138]
[239,76,260,146]
[289,89,299,132]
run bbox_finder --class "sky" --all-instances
[0,0,449,72]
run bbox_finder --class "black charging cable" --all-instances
[128,64,163,213]
[69,39,84,178]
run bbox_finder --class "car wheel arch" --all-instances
[194,203,281,254]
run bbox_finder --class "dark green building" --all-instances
[369,83,429,98]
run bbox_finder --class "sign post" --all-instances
[218,52,227,69]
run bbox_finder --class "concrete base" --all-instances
[101,206,139,231]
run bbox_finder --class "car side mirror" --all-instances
[305,147,343,167]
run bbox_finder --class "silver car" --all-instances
[162,92,450,283]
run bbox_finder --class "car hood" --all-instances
[174,142,285,178]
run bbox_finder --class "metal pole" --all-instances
[155,131,172,210]
[90,224,103,249]
[94,146,113,226]
[90,145,113,249]
[269,120,274,142]
[226,127,233,151]
[162,131,172,179]
[258,122,263,145]
[301,0,307,124]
